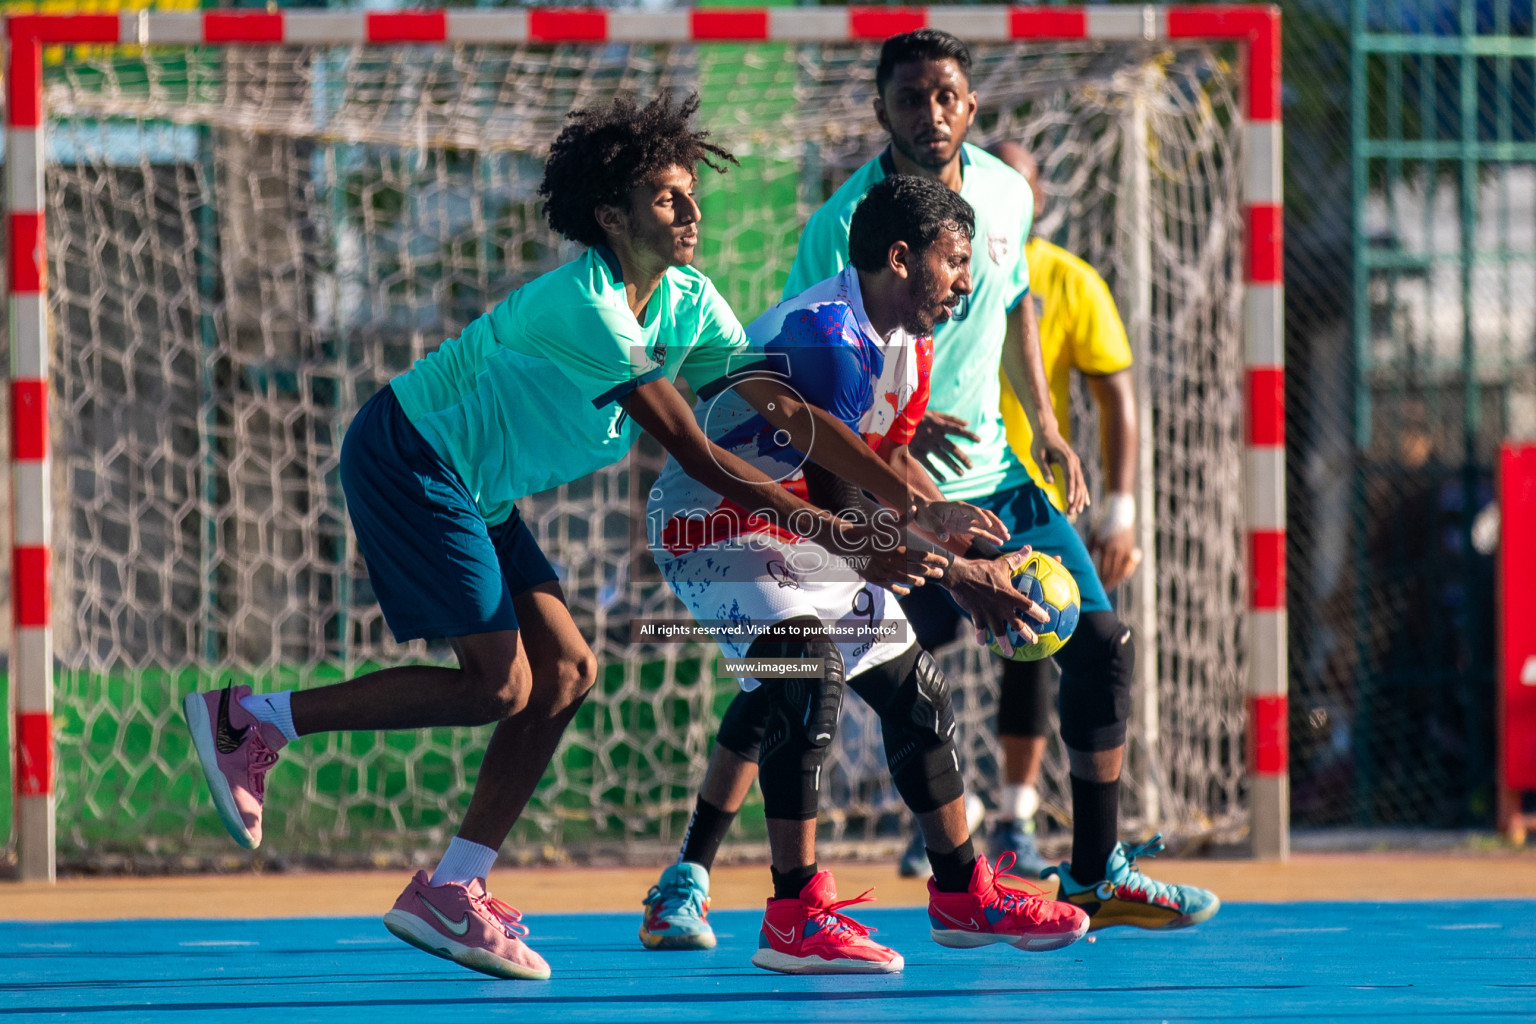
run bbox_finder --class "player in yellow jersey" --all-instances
[911,140,1142,877]
[993,141,1140,581]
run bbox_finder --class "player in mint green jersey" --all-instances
[782,69,1051,512]
[642,33,1218,941]
[181,93,997,980]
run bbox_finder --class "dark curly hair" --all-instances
[539,92,737,248]
[848,174,975,273]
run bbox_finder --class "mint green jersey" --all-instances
[391,246,751,526]
[784,144,1035,501]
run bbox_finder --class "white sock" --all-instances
[998,783,1040,823]
[430,837,499,887]
[239,690,298,743]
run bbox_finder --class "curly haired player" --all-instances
[181,93,998,980]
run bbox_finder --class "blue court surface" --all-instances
[2,901,1532,1022]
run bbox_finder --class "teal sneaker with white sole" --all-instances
[1044,834,1220,931]
[640,861,717,950]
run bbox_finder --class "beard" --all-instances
[890,130,959,172]
[900,265,953,336]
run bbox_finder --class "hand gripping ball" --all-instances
[986,551,1081,662]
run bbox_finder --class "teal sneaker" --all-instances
[640,862,717,950]
[988,818,1053,878]
[1044,834,1220,931]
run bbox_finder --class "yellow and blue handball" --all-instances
[987,551,1082,661]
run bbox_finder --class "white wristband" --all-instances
[1092,491,1136,540]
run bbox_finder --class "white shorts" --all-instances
[656,534,913,687]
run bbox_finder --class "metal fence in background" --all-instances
[1285,0,1531,829]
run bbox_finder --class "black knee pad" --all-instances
[997,657,1055,738]
[849,646,964,814]
[752,619,845,821]
[715,685,770,763]
[1053,611,1135,752]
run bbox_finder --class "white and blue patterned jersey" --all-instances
[649,265,931,557]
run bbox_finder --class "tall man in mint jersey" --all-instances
[180,94,991,981]
[785,31,1218,932]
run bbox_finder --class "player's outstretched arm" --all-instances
[882,442,1010,549]
[827,440,985,557]
[1002,297,1089,515]
[620,377,945,593]
[730,374,1008,547]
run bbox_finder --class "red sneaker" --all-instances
[749,870,903,975]
[928,853,1089,951]
[183,685,287,849]
[383,871,551,980]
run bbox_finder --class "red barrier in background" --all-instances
[1499,442,1536,841]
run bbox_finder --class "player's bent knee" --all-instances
[453,633,531,722]
[513,646,598,720]
[887,651,965,813]
[476,663,535,723]
[755,630,846,821]
[851,647,964,813]
[556,649,599,706]
[1055,611,1134,752]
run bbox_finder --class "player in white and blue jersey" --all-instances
[641,175,1088,973]
[652,31,1219,937]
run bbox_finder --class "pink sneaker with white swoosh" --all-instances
[183,685,287,850]
[382,871,551,980]
[927,852,1089,951]
[750,870,903,975]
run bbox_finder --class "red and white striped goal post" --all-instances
[4,5,1284,881]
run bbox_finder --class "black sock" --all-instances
[1069,775,1120,884]
[678,797,736,872]
[771,862,818,900]
[927,837,978,894]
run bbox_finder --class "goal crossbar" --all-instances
[3,5,1285,882]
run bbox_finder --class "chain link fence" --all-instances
[1284,0,1527,829]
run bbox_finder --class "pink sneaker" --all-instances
[383,871,551,980]
[928,852,1089,951]
[183,685,287,850]
[749,870,903,975]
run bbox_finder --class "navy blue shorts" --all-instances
[900,481,1111,649]
[339,386,558,642]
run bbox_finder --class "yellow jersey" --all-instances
[1000,238,1133,513]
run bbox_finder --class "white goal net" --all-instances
[4,35,1245,869]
